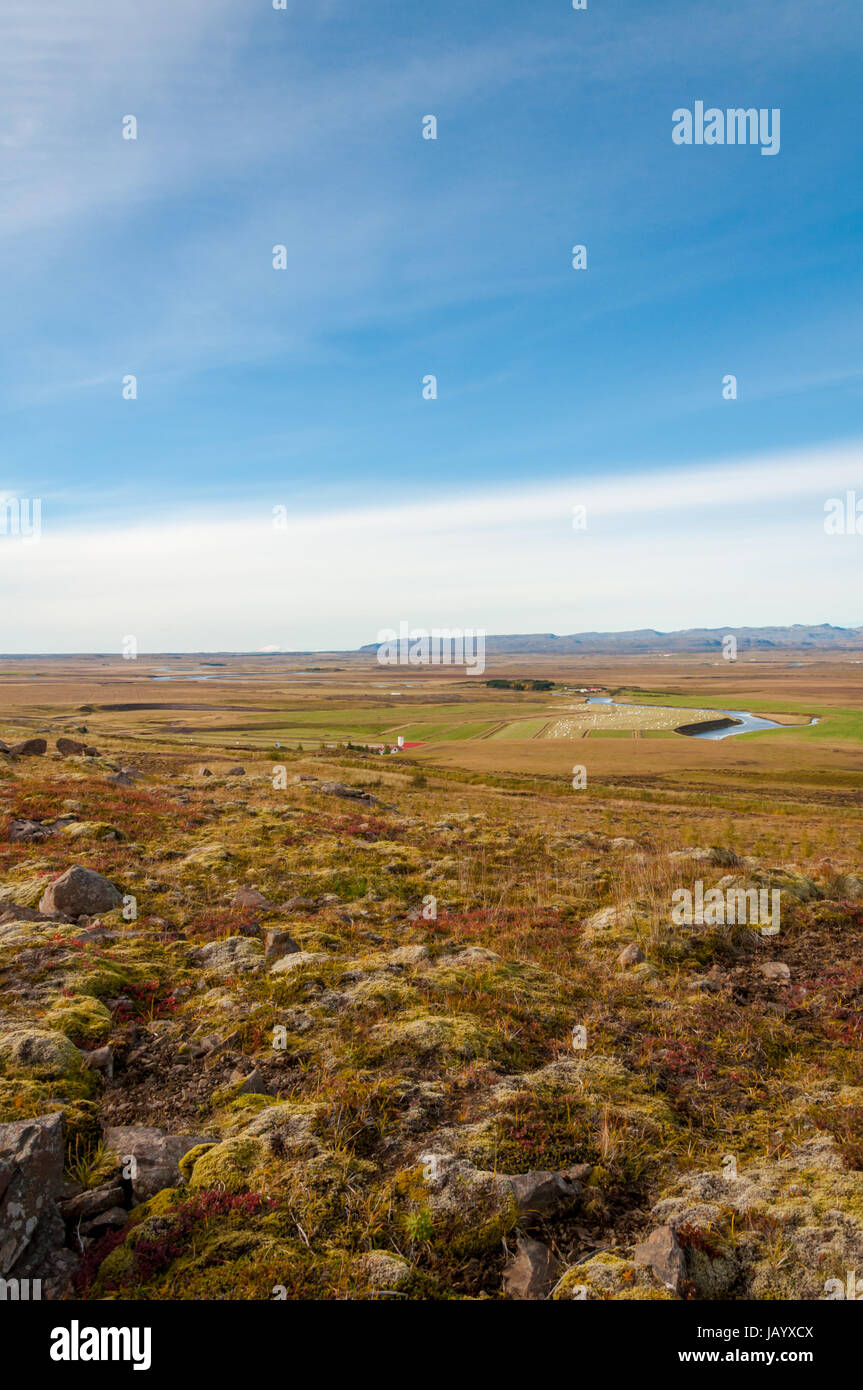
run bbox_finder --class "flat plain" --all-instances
[1,650,861,1300]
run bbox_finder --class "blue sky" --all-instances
[1,0,862,651]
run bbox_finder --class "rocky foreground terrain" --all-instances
[1,735,861,1300]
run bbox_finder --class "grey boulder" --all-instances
[505,1165,591,1222]
[103,1126,216,1202]
[38,866,122,917]
[0,1111,66,1275]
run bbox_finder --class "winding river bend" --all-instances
[586,696,819,741]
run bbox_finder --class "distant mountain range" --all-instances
[359,624,863,655]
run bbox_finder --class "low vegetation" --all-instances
[0,654,861,1300]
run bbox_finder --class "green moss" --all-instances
[178,1144,217,1182]
[181,842,234,869]
[6,716,862,1302]
[350,1250,414,1294]
[176,1228,268,1272]
[136,1188,184,1222]
[552,1252,671,1301]
[208,1087,274,1118]
[71,940,188,1003]
[687,1247,740,1299]
[0,1026,95,1093]
[369,1011,495,1063]
[444,1203,518,1260]
[74,966,131,998]
[343,974,415,1011]
[187,1135,265,1192]
[61,821,124,841]
[0,875,52,910]
[92,1242,138,1291]
[123,1248,346,1300]
[0,1078,61,1124]
[43,995,112,1044]
[274,1150,378,1234]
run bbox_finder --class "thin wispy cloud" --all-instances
[2,443,860,651]
[1,1,862,648]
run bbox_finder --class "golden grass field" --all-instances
[2,648,860,793]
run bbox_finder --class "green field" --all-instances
[618,690,863,742]
[487,718,549,740]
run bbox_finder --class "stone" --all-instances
[8,820,54,844]
[0,877,53,912]
[630,961,659,983]
[61,821,122,842]
[505,1165,591,1221]
[231,886,274,910]
[103,1126,216,1202]
[420,1153,572,1235]
[840,873,863,900]
[82,1206,128,1235]
[618,943,645,968]
[107,770,143,787]
[191,936,264,975]
[759,961,791,982]
[269,950,327,976]
[0,1112,66,1274]
[229,1067,269,1097]
[356,1250,412,1290]
[9,739,47,757]
[502,1237,562,1300]
[669,847,739,867]
[319,781,379,806]
[225,766,246,776]
[0,906,51,925]
[583,904,636,934]
[717,869,822,903]
[56,737,97,756]
[38,866,122,917]
[633,1224,686,1293]
[82,1046,114,1080]
[386,944,430,967]
[283,896,318,913]
[437,945,499,968]
[0,1028,83,1080]
[707,847,741,867]
[263,929,301,963]
[59,1184,125,1225]
[182,843,233,868]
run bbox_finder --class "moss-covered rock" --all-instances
[0,875,52,910]
[553,1252,670,1301]
[0,1025,86,1081]
[370,1012,493,1062]
[186,1135,266,1192]
[0,1078,62,1124]
[181,843,234,869]
[353,1250,413,1292]
[61,821,124,842]
[178,1143,217,1181]
[43,995,113,1044]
